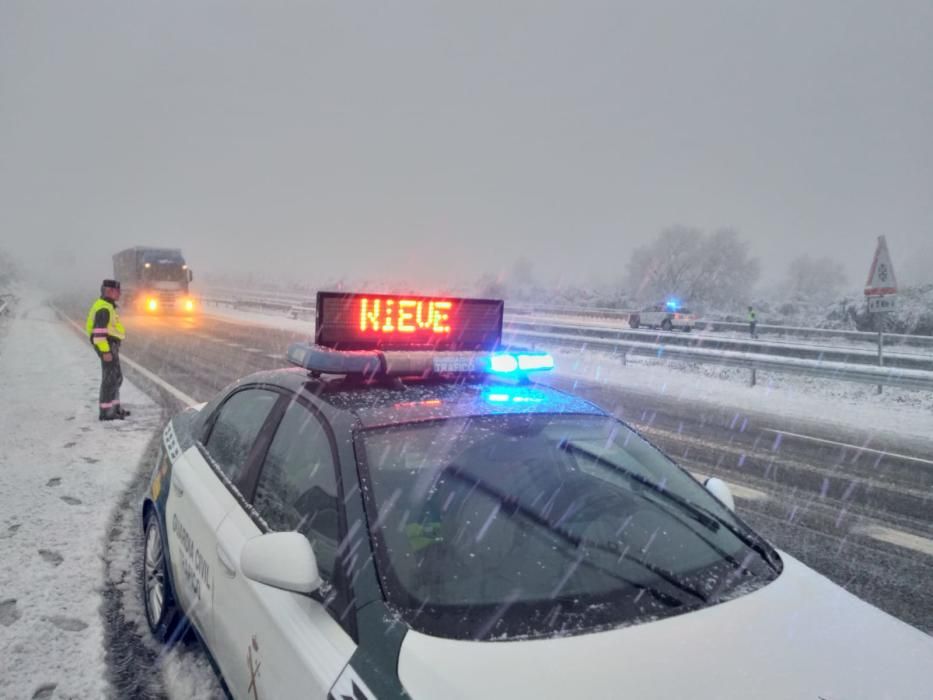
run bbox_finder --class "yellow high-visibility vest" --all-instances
[85,298,126,353]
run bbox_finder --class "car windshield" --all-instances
[357,413,780,641]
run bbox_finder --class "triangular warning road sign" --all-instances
[864,235,898,296]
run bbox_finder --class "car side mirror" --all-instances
[241,532,322,594]
[704,477,736,512]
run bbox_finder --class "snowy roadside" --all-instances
[202,302,314,333]
[0,293,220,699]
[550,347,933,442]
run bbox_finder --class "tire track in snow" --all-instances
[100,406,224,699]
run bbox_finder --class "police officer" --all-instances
[748,305,758,339]
[86,279,130,420]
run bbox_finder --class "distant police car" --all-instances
[629,300,696,331]
[141,291,933,699]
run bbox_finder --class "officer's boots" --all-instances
[99,407,125,421]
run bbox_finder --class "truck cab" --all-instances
[113,246,195,313]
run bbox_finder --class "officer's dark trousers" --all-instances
[97,341,124,413]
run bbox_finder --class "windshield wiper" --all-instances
[442,465,708,605]
[559,441,721,531]
[689,501,783,574]
[560,441,781,574]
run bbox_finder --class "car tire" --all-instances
[661,319,673,331]
[142,512,184,643]
[629,315,640,329]
[683,326,692,333]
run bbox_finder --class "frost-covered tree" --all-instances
[626,226,760,308]
[475,271,508,299]
[0,249,19,288]
[897,245,933,286]
[784,255,847,300]
[473,258,540,302]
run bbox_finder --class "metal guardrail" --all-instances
[199,294,312,317]
[505,320,933,372]
[509,303,636,320]
[198,285,312,305]
[519,309,933,349]
[695,319,933,349]
[504,328,933,392]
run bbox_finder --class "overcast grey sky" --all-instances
[1,1,931,291]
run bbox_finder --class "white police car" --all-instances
[141,291,933,699]
[629,300,696,331]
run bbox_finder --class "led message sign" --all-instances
[316,292,503,351]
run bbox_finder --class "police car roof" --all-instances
[240,367,605,429]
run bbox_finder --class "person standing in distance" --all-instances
[86,279,130,420]
[748,305,758,339]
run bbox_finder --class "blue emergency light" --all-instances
[488,351,555,374]
[666,298,680,311]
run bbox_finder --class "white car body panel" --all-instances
[161,405,356,700]
[165,443,236,645]
[210,505,355,700]
[398,553,933,700]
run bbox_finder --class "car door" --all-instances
[165,387,280,647]
[212,397,356,700]
[640,305,659,327]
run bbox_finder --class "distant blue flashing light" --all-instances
[666,298,680,311]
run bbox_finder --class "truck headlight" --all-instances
[147,297,158,311]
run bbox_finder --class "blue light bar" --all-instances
[666,298,680,311]
[488,351,554,375]
[489,354,519,373]
[517,353,554,371]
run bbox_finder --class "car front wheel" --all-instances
[143,512,183,643]
[661,319,673,331]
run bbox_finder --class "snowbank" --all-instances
[0,293,221,698]
[552,348,933,441]
[719,284,933,336]
[203,302,315,333]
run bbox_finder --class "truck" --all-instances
[112,246,195,313]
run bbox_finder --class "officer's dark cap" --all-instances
[102,279,121,290]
